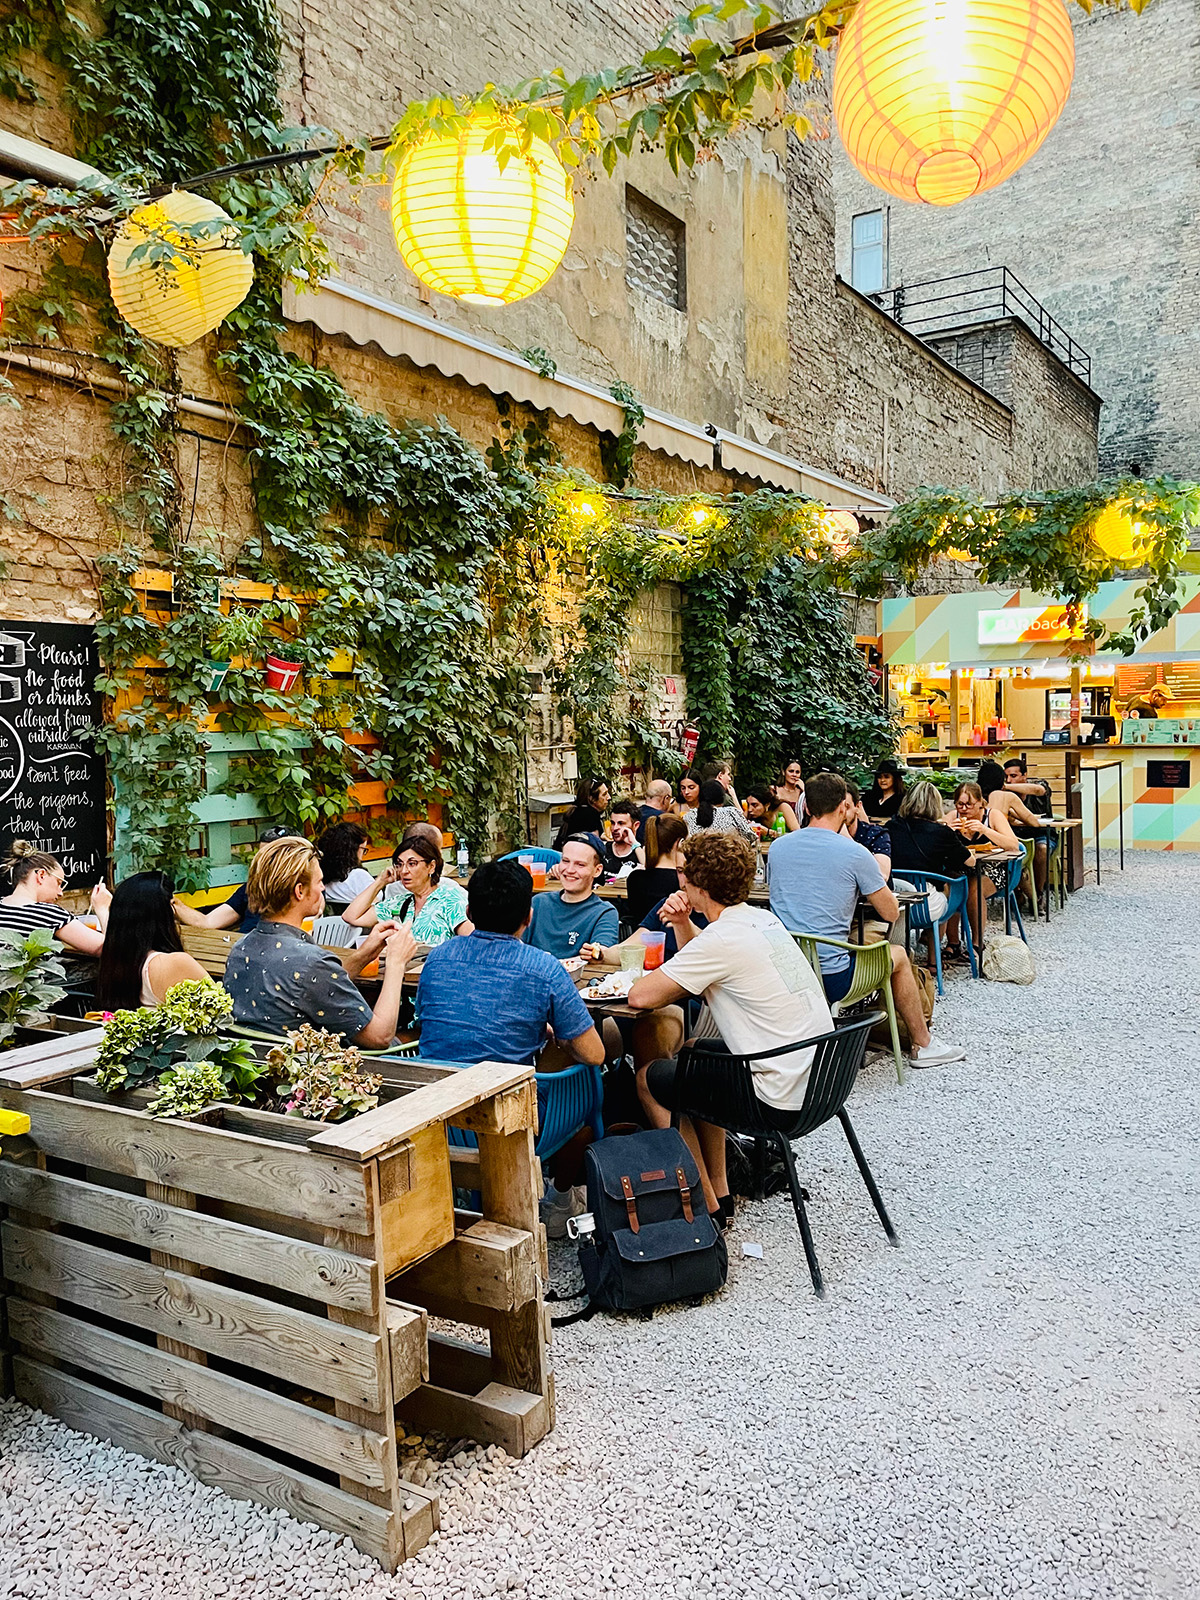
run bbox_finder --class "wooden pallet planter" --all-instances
[0,1041,551,1572]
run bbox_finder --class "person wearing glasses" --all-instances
[95,870,210,1011]
[224,838,416,1046]
[0,841,110,959]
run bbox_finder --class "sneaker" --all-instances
[540,1183,585,1240]
[910,1037,967,1068]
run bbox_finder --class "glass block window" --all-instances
[626,188,686,310]
[851,209,886,295]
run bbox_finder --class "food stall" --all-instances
[879,579,1200,863]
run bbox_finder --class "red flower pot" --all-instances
[265,654,302,693]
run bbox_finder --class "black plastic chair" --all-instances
[670,1014,897,1297]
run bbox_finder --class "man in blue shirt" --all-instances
[767,771,965,1070]
[417,858,604,1070]
[524,834,620,957]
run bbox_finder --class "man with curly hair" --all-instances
[627,831,833,1224]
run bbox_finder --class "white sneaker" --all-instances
[540,1183,586,1239]
[910,1037,967,1068]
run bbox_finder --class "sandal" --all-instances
[943,942,970,966]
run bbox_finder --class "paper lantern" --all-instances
[1091,504,1145,563]
[108,192,253,347]
[833,0,1075,206]
[391,117,574,305]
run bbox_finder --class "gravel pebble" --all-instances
[1,852,1197,1598]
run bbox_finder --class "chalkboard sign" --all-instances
[0,621,107,889]
[1147,759,1191,789]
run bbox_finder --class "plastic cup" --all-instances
[301,916,315,933]
[641,931,667,970]
[619,944,645,973]
[530,861,548,889]
[518,854,535,873]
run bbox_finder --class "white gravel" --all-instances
[2,850,1199,1600]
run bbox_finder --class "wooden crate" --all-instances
[0,1042,552,1572]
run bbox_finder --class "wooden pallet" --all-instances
[0,1042,551,1571]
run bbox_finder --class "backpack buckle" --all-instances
[675,1165,694,1223]
[620,1174,640,1233]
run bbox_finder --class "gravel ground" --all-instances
[2,850,1198,1600]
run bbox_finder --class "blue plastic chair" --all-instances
[894,872,978,995]
[1004,846,1029,943]
[500,847,562,867]
[446,1058,604,1162]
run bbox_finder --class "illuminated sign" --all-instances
[977,605,1087,646]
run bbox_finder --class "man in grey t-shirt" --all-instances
[767,772,965,1069]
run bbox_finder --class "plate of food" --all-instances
[582,970,638,1000]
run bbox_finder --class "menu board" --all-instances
[0,621,107,889]
[1147,760,1191,789]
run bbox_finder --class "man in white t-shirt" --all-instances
[627,831,834,1223]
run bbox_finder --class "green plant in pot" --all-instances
[95,980,268,1116]
[0,929,68,1048]
[269,1025,382,1122]
[204,607,267,695]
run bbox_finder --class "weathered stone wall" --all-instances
[831,0,1200,477]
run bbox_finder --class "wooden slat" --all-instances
[386,1303,428,1403]
[11,1353,397,1548]
[0,1088,371,1233]
[2,1221,386,1410]
[0,1044,99,1089]
[9,1307,390,1486]
[0,1032,98,1076]
[426,1330,493,1394]
[476,1121,552,1411]
[145,1179,210,1430]
[397,1381,549,1458]
[395,1222,536,1313]
[308,1061,534,1161]
[377,1122,454,1280]
[0,1164,378,1314]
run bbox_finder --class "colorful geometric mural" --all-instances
[881,580,1200,667]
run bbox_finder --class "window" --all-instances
[851,209,886,295]
[625,188,686,310]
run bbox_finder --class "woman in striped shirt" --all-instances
[0,842,108,957]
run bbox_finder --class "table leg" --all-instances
[1118,763,1125,870]
[974,869,986,977]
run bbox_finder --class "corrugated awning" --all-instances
[285,278,895,507]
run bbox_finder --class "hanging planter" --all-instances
[265,655,302,693]
[201,659,231,695]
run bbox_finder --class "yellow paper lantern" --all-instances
[833,0,1075,206]
[108,192,253,347]
[1091,504,1145,563]
[391,117,574,305]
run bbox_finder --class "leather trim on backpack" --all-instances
[620,1174,640,1233]
[675,1165,694,1223]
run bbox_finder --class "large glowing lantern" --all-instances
[391,118,574,305]
[833,0,1076,207]
[108,192,253,347]
[1091,504,1145,563]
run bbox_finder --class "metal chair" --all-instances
[792,933,905,1083]
[500,847,562,867]
[671,1014,896,1297]
[893,872,978,995]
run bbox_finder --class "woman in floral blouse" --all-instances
[341,834,469,946]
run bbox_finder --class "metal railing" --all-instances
[870,266,1091,385]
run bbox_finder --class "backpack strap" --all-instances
[675,1165,694,1223]
[619,1174,640,1233]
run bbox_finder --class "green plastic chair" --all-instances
[792,933,905,1084]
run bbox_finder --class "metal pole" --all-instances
[1118,762,1125,869]
[1093,769,1101,886]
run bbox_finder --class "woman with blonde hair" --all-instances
[0,841,109,958]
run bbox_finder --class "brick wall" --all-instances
[831,0,1200,477]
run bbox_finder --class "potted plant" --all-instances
[0,929,68,1048]
[203,607,266,695]
[94,980,269,1118]
[267,1024,382,1122]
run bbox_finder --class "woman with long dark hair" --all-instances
[316,821,373,910]
[862,758,907,818]
[686,780,757,842]
[553,776,611,849]
[623,813,688,927]
[95,871,209,1012]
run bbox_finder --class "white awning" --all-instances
[285,278,895,506]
